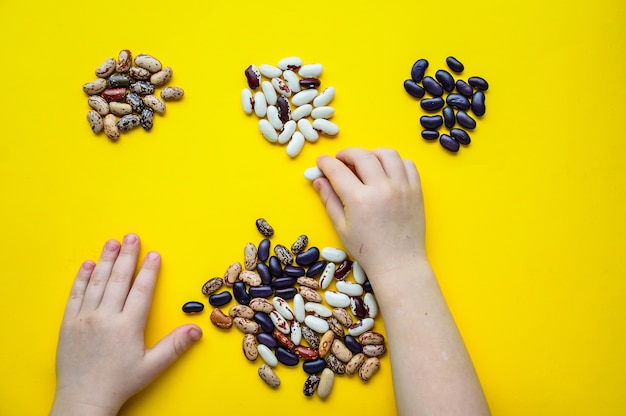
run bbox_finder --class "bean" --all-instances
[440,134,460,152]
[258,364,280,388]
[471,91,486,116]
[327,316,345,338]
[107,73,132,89]
[299,63,323,77]
[291,88,317,106]
[332,307,353,327]
[331,339,353,363]
[420,115,443,129]
[259,64,282,78]
[277,120,296,144]
[305,302,332,317]
[276,347,299,366]
[182,301,204,313]
[271,276,296,289]
[359,357,381,381]
[321,247,346,262]
[129,66,151,80]
[135,53,162,72]
[291,235,308,255]
[359,331,386,345]
[257,238,271,262]
[468,76,489,91]
[312,119,339,136]
[103,114,119,140]
[446,56,464,73]
[150,67,173,87]
[95,57,116,78]
[450,128,471,145]
[346,353,366,375]
[442,106,455,128]
[326,354,346,374]
[446,93,470,110]
[229,304,255,319]
[286,132,305,158]
[270,310,290,334]
[348,318,375,337]
[420,97,445,111]
[272,297,295,320]
[300,286,323,303]
[253,311,274,332]
[334,260,353,280]
[297,276,320,290]
[223,262,242,287]
[273,329,296,351]
[305,260,327,277]
[102,88,126,102]
[421,129,439,140]
[275,287,297,299]
[303,374,321,397]
[435,69,456,92]
[303,358,327,374]
[125,92,144,113]
[295,345,319,361]
[404,79,425,98]
[140,108,154,131]
[319,262,336,290]
[243,243,258,271]
[353,261,367,284]
[249,297,274,313]
[299,77,321,89]
[261,81,277,106]
[277,56,302,70]
[116,49,132,73]
[318,330,335,357]
[269,256,283,277]
[88,95,109,116]
[296,247,320,266]
[248,285,273,298]
[257,344,278,367]
[456,79,473,97]
[410,58,429,83]
[324,291,351,308]
[241,88,253,114]
[291,104,312,121]
[318,368,335,399]
[257,332,278,348]
[160,86,184,101]
[336,281,363,297]
[209,291,233,307]
[210,307,233,329]
[256,218,274,237]
[254,92,268,118]
[233,317,260,334]
[87,110,103,134]
[83,78,108,95]
[311,106,335,119]
[313,86,335,107]
[291,320,302,344]
[233,281,251,305]
[302,326,321,349]
[344,335,363,354]
[297,119,319,142]
[363,344,386,358]
[364,292,379,318]
[305,315,330,334]
[363,280,373,293]
[284,265,305,277]
[130,81,154,96]
[276,96,291,122]
[422,76,443,96]
[142,94,165,114]
[242,334,258,361]
[109,102,132,117]
[244,64,261,89]
[293,293,305,322]
[257,263,271,285]
[271,77,291,97]
[456,110,477,129]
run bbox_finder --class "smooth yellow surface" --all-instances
[1,0,625,415]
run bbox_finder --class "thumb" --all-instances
[313,177,346,229]
[146,324,202,375]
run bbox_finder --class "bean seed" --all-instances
[160,86,184,101]
[233,281,251,305]
[300,286,323,303]
[88,95,109,116]
[299,77,321,89]
[116,49,132,73]
[446,56,464,73]
[270,310,290,334]
[273,329,296,351]
[83,78,108,95]
[348,318,375,337]
[277,56,302,70]
[450,128,471,145]
[297,119,319,142]
[332,307,353,327]
[311,106,334,119]
[306,260,327,277]
[223,262,242,287]
[286,131,305,158]
[269,256,283,277]
[103,114,119,140]
[344,335,363,354]
[352,261,367,284]
[283,265,305,277]
[442,106,456,128]
[404,79,425,98]
[336,281,363,297]
[422,76,443,96]
[439,134,459,152]
[299,63,323,77]
[346,353,366,375]
[272,297,295,320]
[276,347,299,366]
[276,96,291,122]
[274,244,293,265]
[130,81,155,96]
[420,115,443,129]
[241,88,254,114]
[319,261,336,290]
[305,315,330,334]
[271,77,291,97]
[209,291,233,307]
[258,344,278,367]
[109,102,132,117]
[456,110,477,129]
[331,339,353,362]
[295,345,319,361]
[302,326,321,349]
[266,106,283,130]
[446,93,470,110]
[258,364,280,387]
[421,129,439,140]
[291,103,312,121]
[253,311,274,332]
[229,304,255,319]
[410,58,429,83]
[363,344,386,357]
[95,57,116,78]
[182,301,204,313]
[210,307,233,329]
[249,297,274,313]
[233,317,259,334]
[256,264,270,286]
[435,69,455,92]
[254,92,267,117]
[471,91,486,116]
[257,238,271,262]
[243,334,258,361]
[358,331,385,345]
[326,354,346,374]
[303,374,321,397]
[140,108,154,131]
[363,280,374,292]
[364,292,379,318]
[87,110,103,134]
[245,65,261,89]
[150,67,173,86]
[275,287,297,299]
[257,332,278,348]
[102,88,126,102]
[327,316,344,338]
[107,73,132,88]
[256,218,274,237]
[321,247,347,262]
[312,119,339,136]
[129,66,151,80]
[319,330,335,357]
[259,119,277,142]
[293,294,305,322]
[125,92,144,113]
[359,357,381,381]
[334,259,353,280]
[420,97,445,111]
[282,69,301,93]
[303,358,326,374]
[259,64,282,78]
[296,247,320,267]
[468,76,489,91]
[135,54,162,72]
[313,86,335,107]
[324,291,351,308]
[455,79,473,97]
[291,320,302,344]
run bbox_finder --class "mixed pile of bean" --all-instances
[241,57,339,158]
[404,56,489,153]
[83,50,184,140]
[182,218,385,398]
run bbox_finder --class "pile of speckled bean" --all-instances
[241,57,339,158]
[404,56,489,153]
[83,50,184,140]
[182,218,385,398]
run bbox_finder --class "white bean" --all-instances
[286,131,305,158]
[299,63,323,77]
[241,88,253,114]
[292,104,312,121]
[259,64,282,78]
[293,293,306,322]
[311,106,334,119]
[291,89,318,106]
[313,86,335,107]
[304,302,332,317]
[324,291,351,308]
[305,315,330,334]
[271,77,291,97]
[321,247,347,262]
[303,166,325,181]
[266,106,283,130]
[313,119,339,136]
[348,318,375,337]
[278,56,303,70]
[364,293,378,318]
[272,297,295,321]
[262,81,277,106]
[278,120,296,144]
[297,119,319,142]
[257,344,278,367]
[336,281,364,297]
[283,69,301,93]
[259,119,278,143]
[254,92,267,117]
[319,261,336,290]
[352,261,367,284]
[291,320,302,345]
[270,310,290,334]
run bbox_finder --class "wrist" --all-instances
[50,393,121,416]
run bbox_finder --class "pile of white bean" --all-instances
[241,57,339,158]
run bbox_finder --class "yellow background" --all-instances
[1,0,625,414]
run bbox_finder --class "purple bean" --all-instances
[440,134,460,152]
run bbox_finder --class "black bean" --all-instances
[284,265,305,277]
[442,106,456,128]
[269,256,283,277]
[435,69,455,92]
[182,301,204,313]
[258,238,271,262]
[446,93,470,110]
[233,282,251,305]
[303,358,327,374]
[420,115,443,129]
[107,73,131,88]
[253,312,275,333]
[468,76,489,91]
[305,260,327,277]
[410,58,429,83]
[471,91,486,116]
[271,276,297,289]
[274,287,297,299]
[420,97,445,111]
[208,291,232,307]
[403,79,426,98]
[344,335,364,354]
[440,134,460,152]
[456,110,477,129]
[256,263,272,285]
[455,80,473,97]
[450,128,471,145]
[257,332,278,348]
[422,76,443,96]
[140,108,153,131]
[296,246,320,267]
[248,285,273,298]
[421,129,440,140]
[446,56,464,73]
[362,280,373,293]
[276,347,300,366]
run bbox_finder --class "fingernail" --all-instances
[82,260,95,271]
[146,251,160,261]
[124,233,138,244]
[105,240,120,251]
[189,327,202,341]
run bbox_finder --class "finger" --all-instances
[403,159,422,190]
[144,325,202,378]
[371,148,409,182]
[316,153,363,203]
[81,239,121,311]
[312,177,346,230]
[122,251,161,326]
[100,233,141,311]
[63,260,96,319]
[334,148,388,185]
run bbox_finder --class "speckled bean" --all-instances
[229,304,255,319]
[270,310,290,334]
[243,334,258,361]
[160,86,184,101]
[302,326,320,349]
[223,262,242,287]
[358,331,385,345]
[103,114,119,140]
[117,114,140,131]
[107,73,133,88]
[258,364,280,387]
[271,77,291,97]
[150,67,172,86]
[297,276,320,290]
[359,357,381,381]
[256,218,274,237]
[331,339,353,363]
[303,374,320,396]
[249,297,274,314]
[95,57,116,78]
[326,354,346,374]
[272,297,295,320]
[109,102,132,117]
[140,108,153,131]
[363,344,386,357]
[135,54,162,72]
[300,286,323,303]
[348,318,375,337]
[102,88,126,102]
[125,92,144,113]
[233,317,259,334]
[130,81,155,95]
[291,320,302,344]
[318,330,334,357]
[83,78,108,95]
[129,66,151,80]
[116,49,132,73]
[88,95,109,116]
[332,307,353,327]
[87,110,103,134]
[346,352,366,375]
[312,119,339,136]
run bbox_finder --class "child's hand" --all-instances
[50,234,202,416]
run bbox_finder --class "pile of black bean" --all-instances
[403,56,489,153]
[182,218,386,399]
[83,49,184,141]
